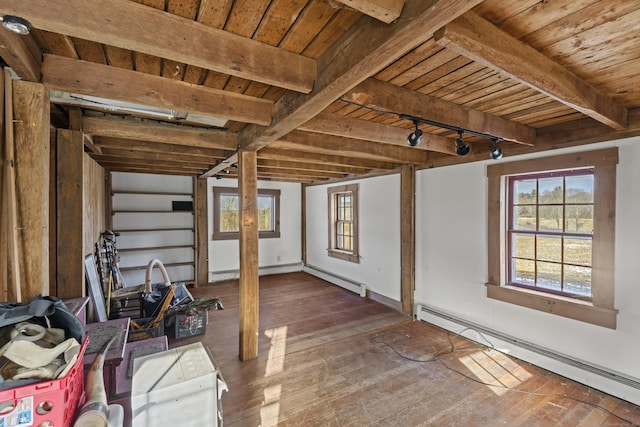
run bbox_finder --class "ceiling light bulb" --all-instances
[1,15,31,35]
[454,132,470,156]
[407,121,423,147]
[407,129,423,147]
[490,140,503,160]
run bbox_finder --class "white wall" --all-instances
[306,174,401,301]
[111,172,194,286]
[415,136,640,389]
[207,178,302,280]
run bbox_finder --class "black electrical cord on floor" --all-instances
[370,329,639,426]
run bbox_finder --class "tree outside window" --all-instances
[213,187,280,240]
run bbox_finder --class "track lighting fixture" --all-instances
[1,15,31,35]
[407,121,423,147]
[223,169,231,174]
[454,131,470,156]
[339,98,508,159]
[231,164,238,169]
[490,138,503,160]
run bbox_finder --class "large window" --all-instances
[212,187,280,240]
[328,184,359,263]
[486,148,618,329]
[508,169,594,298]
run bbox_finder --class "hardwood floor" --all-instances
[172,272,640,426]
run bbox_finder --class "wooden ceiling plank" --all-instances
[301,9,361,59]
[42,55,273,126]
[0,30,41,81]
[333,0,405,24]
[104,45,134,70]
[300,111,457,155]
[434,11,628,130]
[522,0,640,51]
[388,46,457,87]
[82,114,238,150]
[344,78,536,145]
[72,38,107,64]
[0,0,315,93]
[376,42,443,82]
[238,0,484,153]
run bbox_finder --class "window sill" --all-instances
[485,282,618,329]
[328,249,359,263]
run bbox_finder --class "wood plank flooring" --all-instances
[173,272,640,426]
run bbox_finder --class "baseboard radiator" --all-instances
[416,303,640,405]
[209,262,303,283]
[303,265,367,297]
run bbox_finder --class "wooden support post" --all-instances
[238,149,259,361]
[195,177,208,287]
[301,183,307,266]
[12,79,50,300]
[0,69,8,299]
[56,129,84,298]
[400,165,415,316]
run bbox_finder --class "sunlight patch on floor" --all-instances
[261,326,288,426]
[265,326,288,377]
[458,350,533,396]
[260,384,282,427]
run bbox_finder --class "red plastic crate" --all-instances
[0,336,88,427]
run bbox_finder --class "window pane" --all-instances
[564,265,592,296]
[536,235,561,262]
[512,234,534,260]
[564,237,592,266]
[220,195,239,232]
[536,261,562,291]
[513,206,536,230]
[538,178,563,204]
[512,258,535,286]
[539,206,563,231]
[514,179,536,204]
[566,175,594,203]
[258,195,274,231]
[565,205,593,233]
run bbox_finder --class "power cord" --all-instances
[370,328,639,426]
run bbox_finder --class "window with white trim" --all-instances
[328,184,359,263]
[486,148,618,329]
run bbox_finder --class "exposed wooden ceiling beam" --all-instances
[236,0,483,151]
[275,131,428,164]
[198,0,481,178]
[104,165,201,176]
[98,148,215,165]
[96,157,205,172]
[258,166,345,180]
[343,78,536,145]
[82,114,238,150]
[0,0,316,92]
[434,12,628,130]
[334,0,405,24]
[258,159,369,175]
[0,30,41,81]
[43,55,273,126]
[258,147,399,170]
[94,137,230,160]
[299,111,457,155]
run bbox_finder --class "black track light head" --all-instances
[454,131,470,156]
[490,138,503,160]
[407,121,423,147]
